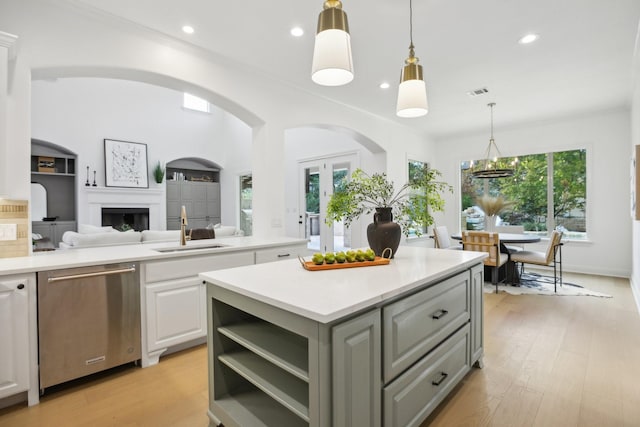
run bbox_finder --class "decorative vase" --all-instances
[366,207,401,258]
[484,214,497,232]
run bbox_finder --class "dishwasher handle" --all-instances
[47,266,136,283]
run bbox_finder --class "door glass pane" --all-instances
[332,162,351,252]
[239,174,252,236]
[304,166,320,251]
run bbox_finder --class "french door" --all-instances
[298,153,358,253]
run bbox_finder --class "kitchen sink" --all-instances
[153,244,228,253]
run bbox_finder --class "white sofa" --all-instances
[58,224,244,249]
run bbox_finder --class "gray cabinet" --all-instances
[382,270,470,383]
[470,264,484,366]
[332,309,381,427]
[167,181,220,230]
[32,220,76,247]
[383,325,471,427]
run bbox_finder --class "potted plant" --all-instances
[326,168,452,257]
[153,161,166,184]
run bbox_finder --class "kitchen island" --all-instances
[201,247,487,427]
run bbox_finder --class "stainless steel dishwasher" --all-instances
[37,262,141,391]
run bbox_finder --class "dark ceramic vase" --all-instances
[366,207,401,258]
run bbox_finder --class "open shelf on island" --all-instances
[214,388,308,427]
[218,351,309,422]
[218,322,309,382]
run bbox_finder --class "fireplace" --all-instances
[102,207,149,231]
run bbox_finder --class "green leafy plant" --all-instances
[153,161,166,184]
[326,168,452,237]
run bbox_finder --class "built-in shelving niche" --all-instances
[212,299,310,427]
[30,139,77,221]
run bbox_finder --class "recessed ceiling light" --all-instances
[518,33,538,44]
[290,27,304,37]
[182,25,195,34]
[379,82,390,89]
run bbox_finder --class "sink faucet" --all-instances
[180,205,188,246]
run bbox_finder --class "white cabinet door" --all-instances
[145,277,206,352]
[0,277,29,399]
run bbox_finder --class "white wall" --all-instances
[31,77,251,227]
[630,35,640,309]
[0,0,433,242]
[434,108,632,277]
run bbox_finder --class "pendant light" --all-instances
[470,103,516,179]
[396,0,428,118]
[311,0,354,86]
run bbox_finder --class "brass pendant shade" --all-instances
[470,103,516,179]
[311,0,354,86]
[396,0,428,118]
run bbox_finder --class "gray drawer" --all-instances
[383,270,470,383]
[383,324,471,427]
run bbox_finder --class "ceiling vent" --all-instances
[466,87,489,97]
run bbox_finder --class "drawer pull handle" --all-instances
[431,309,448,320]
[431,372,448,386]
[277,253,291,258]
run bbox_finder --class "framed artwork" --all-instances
[104,139,149,188]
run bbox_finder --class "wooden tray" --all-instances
[298,251,391,271]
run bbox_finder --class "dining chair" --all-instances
[495,224,525,252]
[461,230,509,293]
[432,225,462,250]
[509,230,564,292]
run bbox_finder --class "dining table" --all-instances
[450,232,541,245]
[450,232,542,284]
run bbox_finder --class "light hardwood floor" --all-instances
[1,272,639,427]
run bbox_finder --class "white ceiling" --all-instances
[72,0,640,138]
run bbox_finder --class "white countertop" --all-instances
[200,246,487,324]
[0,236,307,275]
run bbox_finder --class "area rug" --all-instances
[483,271,612,297]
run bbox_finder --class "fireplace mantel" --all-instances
[85,186,165,230]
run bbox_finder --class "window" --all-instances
[407,159,429,237]
[183,93,210,113]
[239,174,252,236]
[461,149,587,239]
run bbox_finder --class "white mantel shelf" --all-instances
[84,186,165,230]
[84,186,164,195]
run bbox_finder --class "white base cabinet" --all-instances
[0,274,36,404]
[141,243,307,367]
[141,251,255,367]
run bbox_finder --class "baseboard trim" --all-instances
[631,276,640,316]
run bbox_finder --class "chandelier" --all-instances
[470,103,516,179]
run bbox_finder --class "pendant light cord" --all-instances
[409,0,414,48]
[489,102,495,140]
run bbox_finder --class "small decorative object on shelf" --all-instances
[38,156,55,173]
[85,166,90,186]
[92,170,97,187]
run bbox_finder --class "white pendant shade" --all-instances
[311,29,354,86]
[396,79,428,118]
